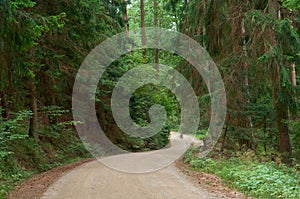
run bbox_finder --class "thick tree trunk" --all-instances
[268,0,292,163]
[29,79,39,142]
[276,101,292,153]
[272,72,292,163]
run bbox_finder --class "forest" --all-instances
[0,0,300,198]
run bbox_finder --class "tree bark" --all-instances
[242,17,256,150]
[202,0,206,48]
[290,63,296,87]
[122,0,129,38]
[268,0,292,163]
[154,0,159,78]
[29,79,39,142]
[0,91,8,119]
[140,0,146,59]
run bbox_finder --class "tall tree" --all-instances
[122,0,129,38]
[268,0,292,162]
[154,0,159,71]
[140,0,146,59]
[179,0,299,162]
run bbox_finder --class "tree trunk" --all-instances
[140,0,146,59]
[29,79,39,142]
[221,122,228,152]
[0,52,12,120]
[153,0,159,78]
[290,63,296,87]
[242,17,256,150]
[202,0,206,48]
[0,91,8,119]
[122,0,129,38]
[268,0,292,163]
[276,101,292,151]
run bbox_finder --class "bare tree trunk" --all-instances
[241,17,256,150]
[122,0,129,38]
[153,0,160,81]
[154,0,159,64]
[290,62,296,87]
[268,0,292,164]
[29,79,39,142]
[140,0,146,59]
[221,122,229,152]
[1,52,12,120]
[202,0,206,48]
[290,62,297,121]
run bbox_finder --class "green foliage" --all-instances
[128,0,178,30]
[228,163,300,198]
[0,110,91,198]
[42,105,69,123]
[10,0,36,9]
[97,50,182,151]
[288,119,300,161]
[0,110,30,159]
[183,148,300,199]
[281,0,300,10]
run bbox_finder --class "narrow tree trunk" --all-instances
[122,0,129,38]
[1,52,12,120]
[290,63,296,87]
[242,17,256,150]
[290,62,297,121]
[0,91,8,119]
[221,122,228,152]
[202,0,206,48]
[29,79,39,142]
[264,120,267,153]
[153,0,159,79]
[140,0,146,59]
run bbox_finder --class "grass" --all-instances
[183,147,300,199]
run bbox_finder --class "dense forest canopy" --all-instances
[0,0,300,198]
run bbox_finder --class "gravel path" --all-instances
[41,161,218,199]
[41,133,219,199]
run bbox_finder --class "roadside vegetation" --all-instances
[0,108,91,198]
[183,146,300,199]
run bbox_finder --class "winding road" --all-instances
[41,133,218,199]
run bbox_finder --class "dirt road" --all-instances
[41,133,218,199]
[41,162,218,199]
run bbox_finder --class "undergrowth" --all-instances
[183,147,300,199]
[0,110,91,199]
